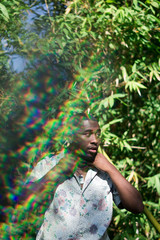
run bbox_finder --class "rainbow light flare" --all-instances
[0,47,104,239]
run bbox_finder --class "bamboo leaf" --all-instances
[146,174,160,194]
[0,3,9,21]
[132,63,137,73]
[150,1,159,9]
[121,66,128,82]
[153,70,160,81]
[135,82,147,89]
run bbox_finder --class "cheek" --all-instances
[76,137,89,149]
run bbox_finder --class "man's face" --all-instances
[73,119,101,161]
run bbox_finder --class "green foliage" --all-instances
[147,174,160,195]
[0,0,160,239]
[0,3,9,21]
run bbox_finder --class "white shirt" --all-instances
[28,153,121,240]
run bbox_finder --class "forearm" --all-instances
[11,175,58,223]
[16,176,55,210]
[93,153,144,213]
[19,159,75,206]
[104,162,144,213]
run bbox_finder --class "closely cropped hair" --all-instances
[53,98,97,148]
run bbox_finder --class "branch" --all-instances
[44,0,54,32]
[144,205,160,233]
[103,144,146,149]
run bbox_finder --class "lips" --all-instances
[88,149,97,153]
[88,147,98,154]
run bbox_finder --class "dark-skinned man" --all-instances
[23,113,144,240]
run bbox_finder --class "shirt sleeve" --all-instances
[100,170,122,207]
[112,183,121,207]
[26,152,64,183]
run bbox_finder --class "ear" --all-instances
[64,140,71,147]
[64,136,73,147]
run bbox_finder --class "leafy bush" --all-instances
[0,0,159,239]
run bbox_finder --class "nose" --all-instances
[90,133,98,144]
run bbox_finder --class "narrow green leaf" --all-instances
[132,63,137,73]
[153,70,160,81]
[135,82,147,89]
[150,1,159,9]
[137,71,148,81]
[124,141,132,151]
[133,0,138,7]
[108,96,114,107]
[112,93,126,98]
[121,66,128,82]
[147,174,160,194]
[0,3,9,21]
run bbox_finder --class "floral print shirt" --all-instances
[28,153,121,240]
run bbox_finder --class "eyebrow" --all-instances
[83,129,101,133]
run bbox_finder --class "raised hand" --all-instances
[92,153,113,172]
[93,153,144,214]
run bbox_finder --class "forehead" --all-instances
[79,119,100,131]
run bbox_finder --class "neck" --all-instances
[77,164,90,173]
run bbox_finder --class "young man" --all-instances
[25,114,144,240]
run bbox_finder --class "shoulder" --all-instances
[27,151,65,182]
[96,169,112,183]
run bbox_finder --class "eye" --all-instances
[84,132,91,137]
[96,132,101,137]
[95,131,101,137]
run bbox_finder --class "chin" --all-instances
[81,153,96,163]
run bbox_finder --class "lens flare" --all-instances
[1,40,105,239]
